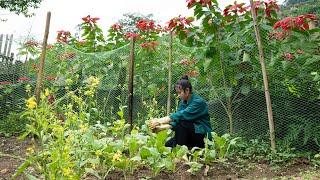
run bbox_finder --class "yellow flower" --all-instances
[87,76,100,88]
[26,97,37,109]
[53,126,64,135]
[44,88,50,96]
[26,147,34,155]
[65,78,73,85]
[84,89,94,97]
[95,150,102,157]
[79,123,88,132]
[112,150,122,162]
[62,167,72,176]
[66,134,74,143]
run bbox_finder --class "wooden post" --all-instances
[3,34,9,56]
[249,0,276,151]
[35,12,51,103]
[167,31,173,115]
[128,36,135,130]
[0,34,3,55]
[7,34,13,57]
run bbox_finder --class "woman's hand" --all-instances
[152,124,172,133]
[148,118,160,130]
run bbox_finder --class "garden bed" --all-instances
[1,136,319,180]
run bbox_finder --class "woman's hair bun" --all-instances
[181,75,189,80]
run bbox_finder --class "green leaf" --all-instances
[242,51,250,62]
[13,159,32,178]
[241,86,250,95]
[303,56,320,66]
[175,145,189,158]
[140,147,151,159]
[203,58,212,72]
[163,157,175,171]
[85,168,101,179]
[25,173,40,180]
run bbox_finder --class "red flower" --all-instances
[223,2,248,17]
[124,32,140,39]
[179,59,196,66]
[46,44,54,49]
[166,15,193,31]
[187,70,199,77]
[140,42,148,48]
[78,40,86,45]
[199,0,212,7]
[136,20,148,31]
[149,21,155,29]
[264,0,279,18]
[155,24,164,33]
[82,15,100,23]
[82,15,91,23]
[269,31,289,40]
[296,49,304,54]
[59,52,76,60]
[0,81,12,85]
[111,23,122,31]
[284,53,294,60]
[18,76,31,81]
[56,30,71,43]
[136,19,156,31]
[273,14,317,31]
[48,94,55,104]
[25,40,39,47]
[45,75,56,81]
[91,17,100,23]
[140,41,159,51]
[186,0,197,8]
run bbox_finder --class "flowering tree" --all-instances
[269,13,319,99]
[169,0,283,134]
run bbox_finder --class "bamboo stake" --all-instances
[249,0,276,151]
[128,36,135,131]
[35,12,51,103]
[167,31,173,115]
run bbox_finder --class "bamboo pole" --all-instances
[249,0,276,151]
[35,12,51,103]
[128,36,135,130]
[167,31,173,115]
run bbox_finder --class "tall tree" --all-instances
[0,0,43,17]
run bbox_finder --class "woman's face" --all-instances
[176,87,190,101]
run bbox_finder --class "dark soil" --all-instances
[1,136,319,180]
[0,135,33,180]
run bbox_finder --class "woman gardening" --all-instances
[148,75,212,149]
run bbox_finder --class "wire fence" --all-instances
[1,19,320,152]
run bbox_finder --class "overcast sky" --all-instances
[0,0,284,55]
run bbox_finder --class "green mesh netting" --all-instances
[1,32,319,151]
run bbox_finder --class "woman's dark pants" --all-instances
[165,121,205,149]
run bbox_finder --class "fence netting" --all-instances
[0,28,319,152]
